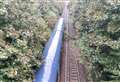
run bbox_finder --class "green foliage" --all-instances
[71,0,120,81]
[0,0,59,82]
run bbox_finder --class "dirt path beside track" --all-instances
[58,1,88,82]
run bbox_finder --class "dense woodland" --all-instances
[0,0,63,82]
[0,0,120,82]
[70,0,120,82]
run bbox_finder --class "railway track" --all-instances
[34,1,87,82]
[58,1,87,82]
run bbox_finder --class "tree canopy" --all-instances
[0,0,60,82]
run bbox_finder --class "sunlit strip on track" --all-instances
[41,30,61,82]
[34,18,64,82]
